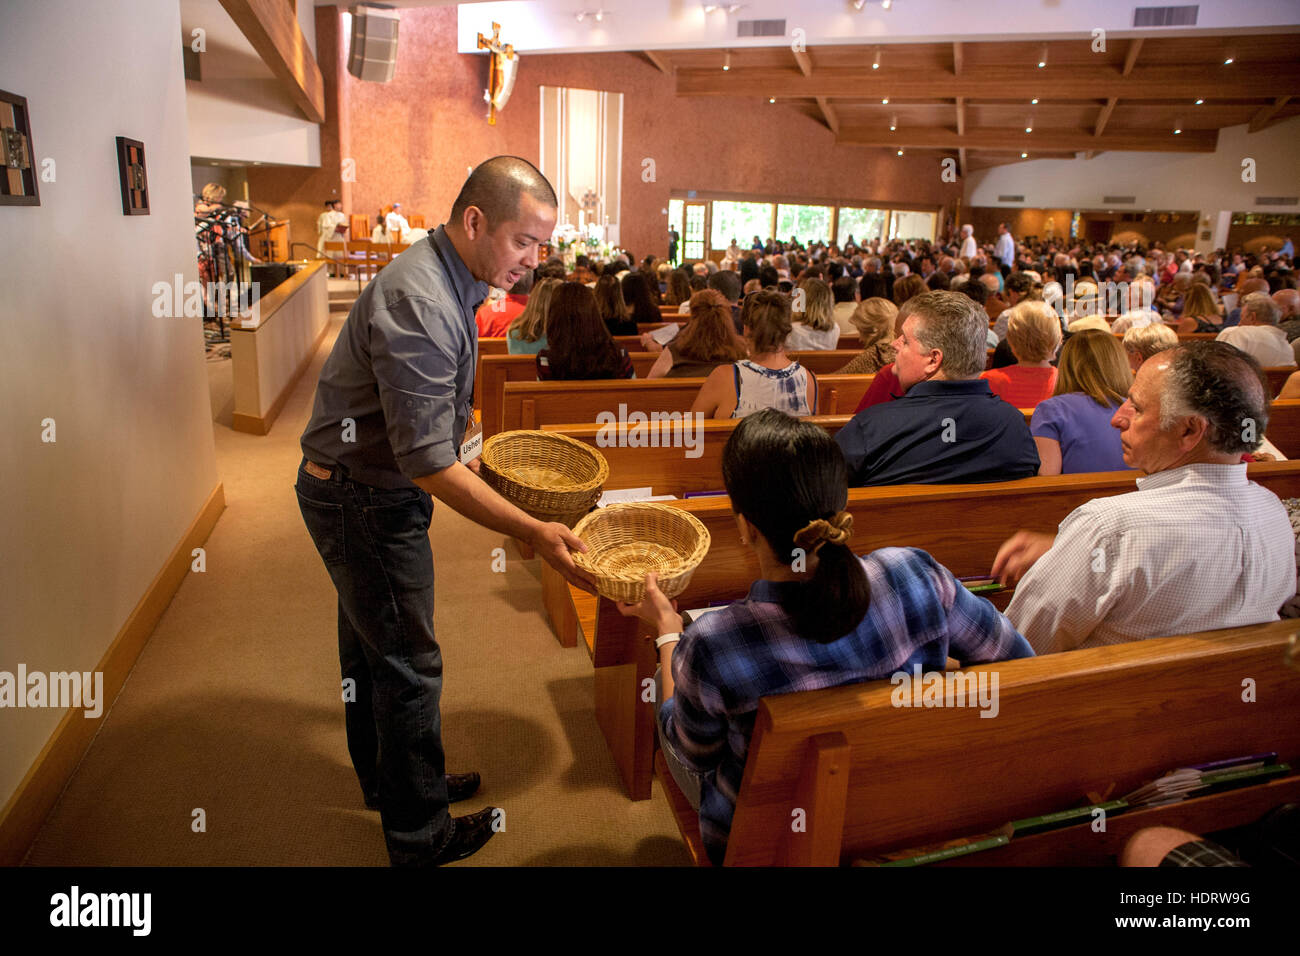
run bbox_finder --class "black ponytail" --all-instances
[721,409,871,643]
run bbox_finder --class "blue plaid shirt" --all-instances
[659,547,1033,864]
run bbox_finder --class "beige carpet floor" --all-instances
[24,311,689,867]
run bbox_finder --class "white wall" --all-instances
[965,117,1300,222]
[182,0,321,166]
[0,0,220,810]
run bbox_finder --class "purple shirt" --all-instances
[1030,392,1128,474]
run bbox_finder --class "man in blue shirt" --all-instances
[835,291,1040,485]
[297,157,594,866]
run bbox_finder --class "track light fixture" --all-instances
[1037,44,1047,68]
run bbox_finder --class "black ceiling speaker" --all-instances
[348,4,400,83]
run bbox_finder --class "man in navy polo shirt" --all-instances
[835,291,1039,486]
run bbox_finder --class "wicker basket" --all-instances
[571,503,711,603]
[480,430,608,527]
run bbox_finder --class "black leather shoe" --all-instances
[365,771,482,810]
[445,771,481,804]
[428,807,500,866]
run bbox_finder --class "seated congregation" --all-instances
[470,228,1299,866]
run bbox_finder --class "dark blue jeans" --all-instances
[295,457,451,866]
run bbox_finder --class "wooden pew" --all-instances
[657,619,1300,865]
[482,357,863,438]
[495,374,874,437]
[566,461,1300,799]
[1267,367,1295,398]
[1267,399,1300,457]
[544,400,1300,495]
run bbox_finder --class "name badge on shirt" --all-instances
[459,421,483,465]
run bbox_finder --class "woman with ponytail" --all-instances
[618,408,1032,864]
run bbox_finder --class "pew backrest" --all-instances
[722,619,1300,865]
[495,374,875,437]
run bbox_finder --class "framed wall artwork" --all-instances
[116,135,149,215]
[0,89,40,206]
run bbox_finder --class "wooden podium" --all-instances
[250,221,289,262]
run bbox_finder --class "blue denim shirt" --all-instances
[301,226,488,488]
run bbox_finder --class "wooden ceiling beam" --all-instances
[958,146,967,177]
[1249,95,1292,132]
[794,49,813,77]
[837,126,1217,152]
[952,42,963,77]
[815,96,840,134]
[676,65,1300,99]
[1122,38,1144,76]
[1095,97,1118,137]
[956,96,966,135]
[642,50,672,75]
[218,0,325,123]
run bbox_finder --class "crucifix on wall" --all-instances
[579,188,599,228]
[477,22,517,126]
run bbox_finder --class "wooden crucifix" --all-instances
[477,22,518,126]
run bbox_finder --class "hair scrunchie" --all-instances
[792,511,854,555]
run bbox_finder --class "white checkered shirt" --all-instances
[1007,463,1296,654]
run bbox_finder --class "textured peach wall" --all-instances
[338,6,959,259]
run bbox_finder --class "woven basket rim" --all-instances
[482,430,609,496]
[571,502,711,588]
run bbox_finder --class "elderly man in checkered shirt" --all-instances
[992,341,1295,655]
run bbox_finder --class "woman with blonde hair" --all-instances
[1173,283,1223,333]
[1029,330,1131,475]
[647,290,746,378]
[836,298,898,374]
[506,277,560,355]
[691,291,817,418]
[787,277,840,350]
[1122,322,1178,373]
[979,300,1062,409]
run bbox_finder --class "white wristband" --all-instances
[655,632,681,650]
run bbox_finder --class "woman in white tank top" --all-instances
[691,290,817,419]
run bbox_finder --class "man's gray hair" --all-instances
[1159,342,1268,454]
[908,290,989,379]
[1241,291,1282,326]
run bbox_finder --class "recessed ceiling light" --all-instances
[872,49,880,70]
[890,115,897,131]
[1021,152,1028,158]
[1031,97,1038,104]
[896,148,903,155]
[723,51,730,71]
[1223,56,1234,65]
[882,97,889,104]
[1174,127,1182,134]
[768,96,775,103]
[1025,125,1033,133]
[1194,98,1204,105]
[1038,44,1048,68]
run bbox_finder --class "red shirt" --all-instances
[475,293,528,338]
[979,365,1058,410]
[854,363,902,413]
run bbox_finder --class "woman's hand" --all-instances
[616,572,684,635]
